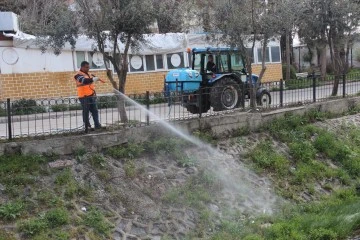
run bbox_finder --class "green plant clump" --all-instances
[18,208,68,237]
[83,208,113,236]
[11,99,47,115]
[106,142,144,160]
[0,201,24,221]
[51,104,68,112]
[249,141,289,175]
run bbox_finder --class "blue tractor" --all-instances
[164,48,272,114]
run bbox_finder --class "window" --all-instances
[156,54,164,69]
[89,51,106,69]
[146,55,155,71]
[76,51,108,70]
[218,54,229,72]
[193,54,201,71]
[76,52,85,68]
[257,47,270,63]
[231,54,244,71]
[129,55,144,72]
[167,52,184,69]
[270,46,281,62]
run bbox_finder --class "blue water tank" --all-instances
[165,68,202,92]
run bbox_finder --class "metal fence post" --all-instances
[342,73,346,98]
[6,98,12,140]
[312,71,316,103]
[199,88,202,118]
[146,91,150,126]
[280,79,284,107]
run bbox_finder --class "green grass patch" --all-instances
[248,141,289,176]
[289,141,316,163]
[17,208,69,237]
[0,154,48,197]
[106,142,144,160]
[55,169,73,186]
[82,208,113,236]
[144,137,189,155]
[44,208,69,228]
[211,189,360,240]
[89,153,106,168]
[163,170,219,209]
[0,201,24,221]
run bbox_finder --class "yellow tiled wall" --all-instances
[0,64,282,100]
[252,64,283,82]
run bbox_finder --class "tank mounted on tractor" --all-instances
[164,48,271,114]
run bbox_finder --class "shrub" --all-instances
[0,201,24,221]
[97,95,117,109]
[89,153,106,168]
[83,208,112,236]
[68,104,82,111]
[309,228,337,240]
[0,103,6,117]
[44,208,69,228]
[249,141,289,175]
[51,104,68,112]
[289,141,316,163]
[313,132,350,162]
[54,169,73,186]
[11,99,46,115]
[303,52,312,64]
[106,143,144,160]
[18,218,47,236]
[282,64,297,80]
[355,48,360,62]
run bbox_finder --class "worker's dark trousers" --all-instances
[79,96,101,130]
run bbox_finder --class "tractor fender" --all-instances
[256,87,270,99]
[208,73,242,84]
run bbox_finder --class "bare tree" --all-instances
[298,0,360,95]
[153,0,183,33]
[213,0,282,108]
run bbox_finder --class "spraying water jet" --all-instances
[113,88,280,215]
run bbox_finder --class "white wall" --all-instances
[352,42,360,68]
[0,47,75,74]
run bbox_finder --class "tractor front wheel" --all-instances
[257,91,271,107]
[210,78,242,111]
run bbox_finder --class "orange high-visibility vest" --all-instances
[74,71,96,98]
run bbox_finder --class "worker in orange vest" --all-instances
[74,61,101,133]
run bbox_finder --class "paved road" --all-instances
[0,81,359,139]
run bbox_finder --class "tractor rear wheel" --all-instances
[210,78,242,111]
[186,97,210,114]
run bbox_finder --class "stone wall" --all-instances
[0,96,359,156]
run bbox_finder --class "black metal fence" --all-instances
[1,73,360,140]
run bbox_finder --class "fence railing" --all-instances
[1,73,360,140]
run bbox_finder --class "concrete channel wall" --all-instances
[1,96,360,156]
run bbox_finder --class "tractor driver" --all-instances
[206,55,217,73]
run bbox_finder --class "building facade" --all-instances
[0,13,283,101]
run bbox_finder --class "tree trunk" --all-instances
[331,47,340,96]
[247,60,256,109]
[319,46,327,80]
[330,28,346,96]
[257,38,267,86]
[286,30,291,81]
[345,38,352,73]
[116,37,131,123]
